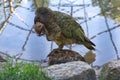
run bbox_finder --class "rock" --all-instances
[92,65,102,80]
[100,59,120,80]
[84,50,96,64]
[47,49,85,65]
[44,61,96,80]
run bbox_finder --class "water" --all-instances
[0,0,120,66]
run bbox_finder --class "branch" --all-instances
[0,13,13,34]
[0,51,47,64]
[3,0,7,19]
[0,51,12,58]
[8,22,34,32]
[22,26,34,51]
[83,0,89,37]
[0,0,7,5]
[0,0,13,34]
[17,58,47,63]
[9,0,29,27]
[98,0,119,59]
[0,0,23,34]
[14,12,29,27]
[8,22,44,36]
[80,4,120,24]
[19,5,31,10]
[91,24,120,39]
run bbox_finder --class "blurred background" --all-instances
[0,0,120,66]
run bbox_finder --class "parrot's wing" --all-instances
[54,11,85,40]
[54,11,95,50]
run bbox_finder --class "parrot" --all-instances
[34,7,95,50]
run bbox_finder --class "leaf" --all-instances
[84,50,96,64]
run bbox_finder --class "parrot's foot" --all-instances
[52,47,63,53]
[53,48,63,51]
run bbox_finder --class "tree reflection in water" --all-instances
[0,0,120,66]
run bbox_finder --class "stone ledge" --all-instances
[44,61,96,80]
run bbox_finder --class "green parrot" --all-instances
[34,7,95,50]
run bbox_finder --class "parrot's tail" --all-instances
[83,42,95,50]
[83,39,96,50]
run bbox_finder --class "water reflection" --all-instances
[0,0,120,66]
[92,0,120,22]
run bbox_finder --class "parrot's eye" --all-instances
[42,13,50,19]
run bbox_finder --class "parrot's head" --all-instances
[34,7,53,24]
[34,7,53,35]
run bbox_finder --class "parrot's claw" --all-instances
[52,48,62,52]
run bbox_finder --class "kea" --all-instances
[34,7,95,50]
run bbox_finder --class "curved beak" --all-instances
[34,22,44,36]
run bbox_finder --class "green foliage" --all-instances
[0,62,53,80]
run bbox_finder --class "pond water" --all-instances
[0,0,120,66]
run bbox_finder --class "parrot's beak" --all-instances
[34,22,44,36]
